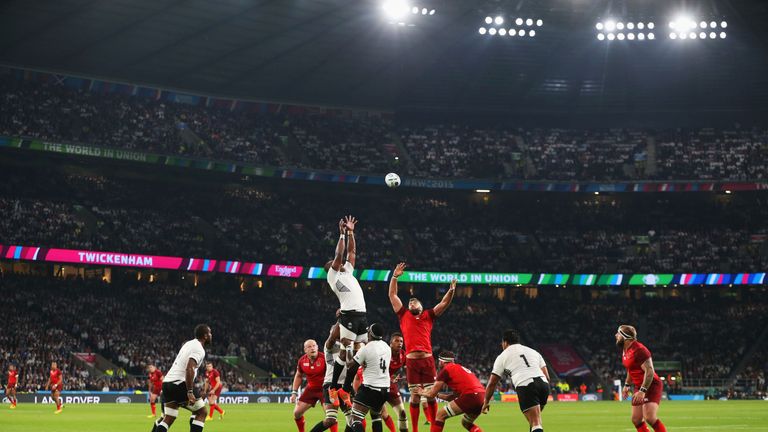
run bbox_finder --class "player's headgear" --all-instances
[367,323,384,340]
[438,351,456,363]
[618,325,636,340]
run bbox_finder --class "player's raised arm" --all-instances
[433,278,457,317]
[388,263,406,313]
[329,219,346,271]
[344,215,357,267]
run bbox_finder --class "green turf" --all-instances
[2,401,767,431]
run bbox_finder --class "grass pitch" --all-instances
[2,400,767,431]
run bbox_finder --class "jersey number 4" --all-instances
[379,359,387,374]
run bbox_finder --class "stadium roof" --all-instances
[2,0,768,114]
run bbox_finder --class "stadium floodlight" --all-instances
[412,6,419,14]
[495,16,504,25]
[720,31,726,38]
[516,18,524,26]
[489,27,497,35]
[627,22,635,30]
[383,0,409,19]
[605,20,616,31]
[596,22,604,30]
[526,18,533,26]
[499,28,507,36]
[700,21,707,29]
[628,33,635,40]
[699,32,706,39]
[638,33,646,40]
[479,27,487,34]
[680,32,687,39]
[648,33,655,39]
[485,16,493,24]
[689,32,697,39]
[617,33,625,40]
[648,22,655,29]
[518,29,525,36]
[617,22,625,30]
[597,33,605,40]
[709,32,716,39]
[638,22,645,30]
[529,29,536,37]
[536,19,543,27]
[607,33,615,40]
[429,9,435,15]
[509,28,516,36]
[721,21,727,28]
[421,8,428,15]
[670,32,677,39]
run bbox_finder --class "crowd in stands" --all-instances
[1,168,766,274]
[1,274,766,397]
[2,77,768,181]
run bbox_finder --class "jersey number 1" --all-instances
[520,355,530,367]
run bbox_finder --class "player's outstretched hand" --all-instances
[344,215,357,231]
[339,218,345,233]
[393,262,407,278]
[449,278,457,290]
[481,402,491,414]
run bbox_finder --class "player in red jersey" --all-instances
[292,339,327,432]
[413,351,484,432]
[204,362,225,420]
[388,262,455,432]
[147,365,164,418]
[45,361,63,414]
[6,364,18,409]
[616,325,667,432]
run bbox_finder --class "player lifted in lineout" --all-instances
[325,216,368,407]
[388,262,456,431]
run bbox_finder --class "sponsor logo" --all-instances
[642,274,660,285]
[268,265,303,278]
[581,394,599,402]
[116,396,132,404]
[219,396,250,404]
[257,396,271,403]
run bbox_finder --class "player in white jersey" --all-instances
[482,330,550,432]
[347,323,391,432]
[151,324,212,432]
[308,324,354,432]
[324,216,368,404]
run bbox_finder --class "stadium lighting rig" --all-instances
[478,15,542,38]
[668,16,727,40]
[382,0,435,25]
[595,19,656,42]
